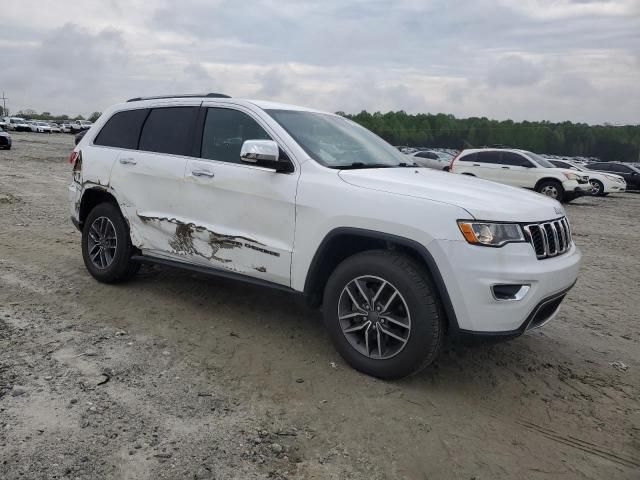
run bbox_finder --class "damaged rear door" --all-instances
[109,104,199,253]
[178,105,299,286]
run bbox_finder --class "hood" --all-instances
[338,168,565,223]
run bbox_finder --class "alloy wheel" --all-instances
[590,180,601,195]
[540,185,559,199]
[337,275,411,359]
[87,216,118,269]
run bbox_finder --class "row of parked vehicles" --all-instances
[402,147,636,202]
[0,117,92,134]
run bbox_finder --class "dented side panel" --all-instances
[179,157,298,286]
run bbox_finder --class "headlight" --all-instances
[457,221,525,247]
[563,171,580,181]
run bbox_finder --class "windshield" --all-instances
[525,151,556,168]
[266,109,409,168]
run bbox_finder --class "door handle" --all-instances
[502,166,510,169]
[191,169,215,178]
[119,158,137,165]
[473,163,480,166]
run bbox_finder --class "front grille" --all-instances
[523,217,572,259]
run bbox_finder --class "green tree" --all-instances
[88,112,102,123]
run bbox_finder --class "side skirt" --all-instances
[131,254,300,295]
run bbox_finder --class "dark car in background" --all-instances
[586,162,640,190]
[0,126,12,150]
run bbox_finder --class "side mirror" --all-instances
[240,140,292,173]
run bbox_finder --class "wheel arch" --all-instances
[303,227,460,333]
[534,177,563,191]
[78,187,120,229]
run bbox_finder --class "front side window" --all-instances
[501,152,533,167]
[589,163,610,171]
[139,107,198,156]
[266,109,408,168]
[94,109,149,150]
[524,151,555,168]
[201,108,271,164]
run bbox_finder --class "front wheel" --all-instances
[537,180,565,202]
[82,202,139,283]
[589,179,604,196]
[323,250,443,379]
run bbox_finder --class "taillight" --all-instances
[449,151,461,171]
[68,150,79,164]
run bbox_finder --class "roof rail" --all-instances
[126,93,231,102]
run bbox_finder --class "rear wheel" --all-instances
[82,202,139,283]
[537,180,565,202]
[323,250,443,379]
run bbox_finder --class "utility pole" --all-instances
[0,91,7,117]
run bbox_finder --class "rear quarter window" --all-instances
[94,109,149,149]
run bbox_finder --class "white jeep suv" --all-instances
[68,94,582,379]
[451,148,592,202]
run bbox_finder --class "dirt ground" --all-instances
[0,132,638,480]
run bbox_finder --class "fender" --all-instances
[303,227,461,333]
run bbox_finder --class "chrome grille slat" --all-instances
[524,217,572,260]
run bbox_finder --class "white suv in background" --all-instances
[549,159,626,196]
[68,94,581,379]
[451,148,592,202]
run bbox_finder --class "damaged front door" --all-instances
[176,106,298,287]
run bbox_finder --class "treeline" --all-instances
[0,107,101,123]
[341,111,640,162]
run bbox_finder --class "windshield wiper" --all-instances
[333,162,395,170]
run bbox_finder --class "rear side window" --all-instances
[139,107,198,156]
[200,108,271,164]
[94,109,149,149]
[458,152,477,162]
[476,151,499,164]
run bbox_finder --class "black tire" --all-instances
[322,250,443,379]
[536,180,565,202]
[82,202,139,283]
[589,179,604,196]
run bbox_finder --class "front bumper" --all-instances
[429,238,581,334]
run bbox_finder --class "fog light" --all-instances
[492,284,530,301]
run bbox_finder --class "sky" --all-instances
[1,0,639,124]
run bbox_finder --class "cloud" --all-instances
[0,0,638,124]
[487,55,543,87]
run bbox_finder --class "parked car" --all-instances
[406,150,452,170]
[585,162,640,191]
[549,159,626,196]
[0,118,7,129]
[5,117,31,132]
[0,126,11,149]
[30,121,52,133]
[450,148,592,202]
[68,94,581,379]
[49,123,62,133]
[70,120,93,133]
[74,129,87,145]
[60,122,73,133]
